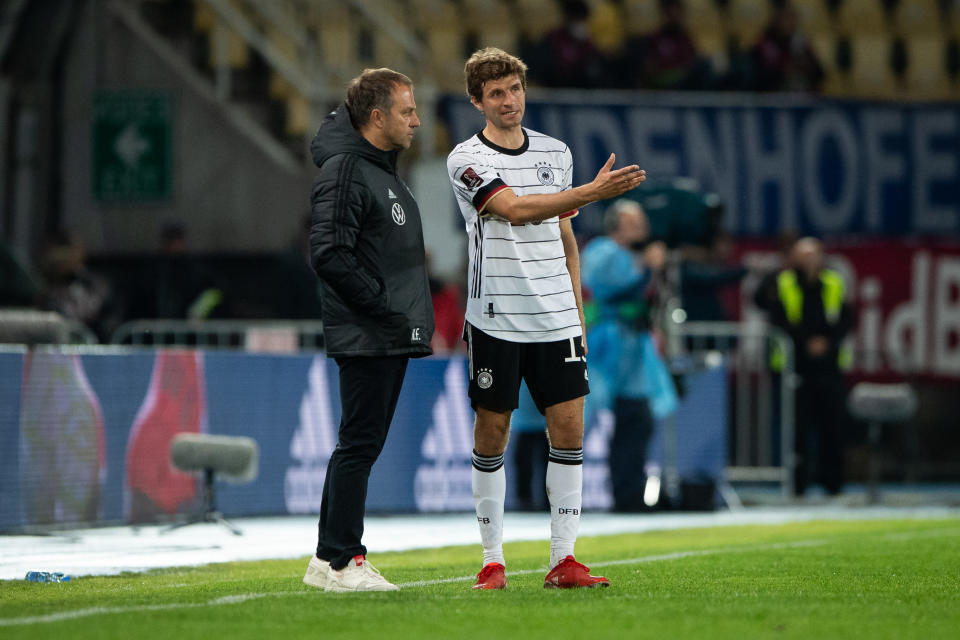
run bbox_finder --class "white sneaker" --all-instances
[303,556,335,590]
[326,555,399,592]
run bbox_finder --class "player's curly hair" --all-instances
[345,68,413,129]
[463,48,528,103]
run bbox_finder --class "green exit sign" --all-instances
[92,91,172,202]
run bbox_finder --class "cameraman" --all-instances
[581,200,675,511]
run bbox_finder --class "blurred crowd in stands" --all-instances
[525,0,824,92]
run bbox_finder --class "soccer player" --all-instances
[447,47,647,590]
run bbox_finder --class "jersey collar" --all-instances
[477,128,529,156]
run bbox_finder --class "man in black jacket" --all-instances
[303,68,434,592]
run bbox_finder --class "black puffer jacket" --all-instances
[309,104,434,358]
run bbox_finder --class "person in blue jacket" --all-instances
[581,199,675,511]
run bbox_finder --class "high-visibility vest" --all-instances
[771,269,851,371]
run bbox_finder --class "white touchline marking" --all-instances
[3,527,957,627]
[395,538,831,587]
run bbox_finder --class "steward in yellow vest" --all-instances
[770,237,854,496]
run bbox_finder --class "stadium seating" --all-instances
[514,0,565,42]
[835,0,889,36]
[848,34,900,98]
[623,0,661,37]
[792,0,834,36]
[726,0,772,47]
[152,0,960,138]
[463,0,519,58]
[904,36,952,99]
[891,0,941,37]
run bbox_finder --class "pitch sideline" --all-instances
[2,527,956,628]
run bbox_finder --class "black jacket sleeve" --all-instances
[309,154,391,316]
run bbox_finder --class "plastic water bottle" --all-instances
[25,571,71,583]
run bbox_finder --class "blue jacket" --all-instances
[581,237,676,418]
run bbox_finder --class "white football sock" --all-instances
[546,447,583,569]
[472,450,506,567]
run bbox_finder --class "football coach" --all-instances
[302,68,434,592]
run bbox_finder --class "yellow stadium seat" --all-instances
[727,0,771,47]
[810,34,837,74]
[836,0,888,36]
[792,0,833,35]
[317,6,358,75]
[590,0,628,54]
[269,72,293,101]
[194,1,215,33]
[423,22,468,92]
[286,92,310,137]
[514,0,564,41]
[949,3,960,38]
[623,0,661,37]
[813,34,849,96]
[685,0,724,34]
[892,0,941,37]
[849,35,899,98]
[206,25,249,69]
[463,0,519,54]
[905,36,951,99]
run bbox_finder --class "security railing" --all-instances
[664,320,797,500]
[111,319,325,352]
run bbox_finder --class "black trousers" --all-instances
[316,355,408,569]
[794,374,846,496]
[609,396,655,512]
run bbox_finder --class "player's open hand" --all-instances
[590,154,646,200]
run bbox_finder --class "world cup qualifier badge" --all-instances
[535,161,555,186]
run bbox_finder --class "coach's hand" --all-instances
[589,154,646,200]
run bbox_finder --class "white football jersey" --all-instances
[447,128,581,343]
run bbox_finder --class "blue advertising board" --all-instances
[441,93,960,238]
[0,349,726,530]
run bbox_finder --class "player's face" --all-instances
[474,75,525,130]
[382,84,420,150]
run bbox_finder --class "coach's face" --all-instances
[473,74,525,130]
[381,83,420,150]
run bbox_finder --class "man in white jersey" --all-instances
[447,47,647,590]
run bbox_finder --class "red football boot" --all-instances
[543,556,610,589]
[472,562,507,590]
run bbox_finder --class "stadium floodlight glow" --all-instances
[643,475,661,508]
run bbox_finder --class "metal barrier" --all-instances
[111,319,325,351]
[665,320,797,499]
[0,309,98,345]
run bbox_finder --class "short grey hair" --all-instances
[603,199,644,235]
[345,68,413,129]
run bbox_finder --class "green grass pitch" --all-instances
[1,518,958,639]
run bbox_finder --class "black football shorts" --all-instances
[465,323,589,415]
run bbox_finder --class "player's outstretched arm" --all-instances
[484,154,646,224]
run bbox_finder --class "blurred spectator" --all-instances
[38,232,118,341]
[129,223,222,320]
[581,200,676,512]
[531,0,606,88]
[511,379,549,512]
[0,239,41,307]
[276,213,323,319]
[589,0,633,88]
[635,0,711,90]
[679,231,748,323]
[769,238,853,497]
[750,1,824,92]
[427,253,465,354]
